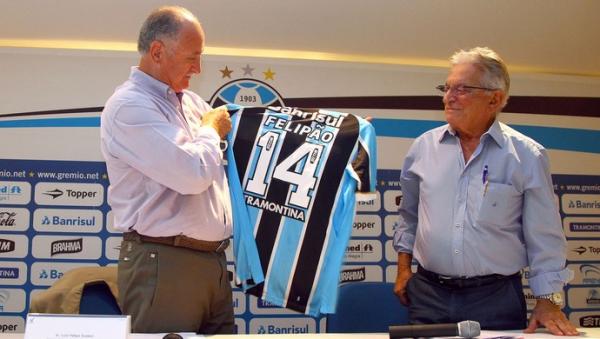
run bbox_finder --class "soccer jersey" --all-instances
[226,105,377,316]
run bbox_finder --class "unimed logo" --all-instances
[0,240,15,253]
[50,238,83,256]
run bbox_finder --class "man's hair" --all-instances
[450,47,510,107]
[137,6,198,54]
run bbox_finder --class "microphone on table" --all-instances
[389,320,480,338]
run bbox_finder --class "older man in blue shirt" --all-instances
[393,47,578,336]
[101,6,233,334]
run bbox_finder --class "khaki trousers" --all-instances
[118,239,234,333]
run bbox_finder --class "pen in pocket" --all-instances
[482,165,489,196]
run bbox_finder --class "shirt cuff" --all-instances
[393,229,415,254]
[528,267,573,295]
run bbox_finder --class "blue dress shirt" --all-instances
[101,67,232,241]
[393,120,571,295]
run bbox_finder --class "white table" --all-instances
[2,329,600,338]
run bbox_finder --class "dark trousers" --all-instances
[118,239,234,333]
[407,267,527,330]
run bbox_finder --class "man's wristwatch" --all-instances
[536,292,563,306]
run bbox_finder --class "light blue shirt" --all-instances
[101,67,232,241]
[393,119,570,295]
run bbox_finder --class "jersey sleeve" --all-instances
[225,105,265,286]
[352,116,377,199]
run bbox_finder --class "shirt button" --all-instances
[455,223,461,228]
[454,250,460,254]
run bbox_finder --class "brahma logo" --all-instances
[0,240,15,253]
[580,315,600,327]
[340,267,366,283]
[50,238,83,256]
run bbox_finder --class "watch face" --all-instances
[552,293,563,304]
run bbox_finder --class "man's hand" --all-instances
[524,299,579,336]
[202,105,232,139]
[394,266,412,306]
[394,252,414,306]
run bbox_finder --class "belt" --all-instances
[123,231,229,253]
[417,265,520,289]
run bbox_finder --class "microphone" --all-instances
[389,320,480,338]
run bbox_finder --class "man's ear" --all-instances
[149,40,164,63]
[489,91,504,110]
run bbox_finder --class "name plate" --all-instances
[25,313,130,339]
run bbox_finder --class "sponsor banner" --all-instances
[227,264,238,289]
[351,214,381,237]
[318,317,326,333]
[385,264,417,283]
[568,287,600,309]
[561,194,600,215]
[383,189,402,213]
[249,317,316,334]
[523,288,538,311]
[568,240,600,261]
[104,236,122,260]
[384,239,398,263]
[105,210,121,233]
[0,316,24,333]
[34,182,103,207]
[569,311,600,328]
[249,295,299,315]
[0,208,29,231]
[33,208,103,233]
[0,181,31,205]
[232,291,246,315]
[569,263,600,285]
[30,262,100,286]
[384,214,398,237]
[31,235,102,259]
[343,239,382,262]
[339,265,383,283]
[234,318,246,335]
[0,262,27,286]
[521,268,531,287]
[564,217,600,237]
[355,191,381,212]
[0,235,28,259]
[0,289,26,313]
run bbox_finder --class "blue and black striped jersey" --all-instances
[226,105,377,316]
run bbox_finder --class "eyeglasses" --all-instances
[435,84,498,96]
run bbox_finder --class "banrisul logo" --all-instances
[51,238,83,256]
[0,240,15,253]
[210,78,284,108]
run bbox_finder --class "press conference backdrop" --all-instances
[0,48,599,334]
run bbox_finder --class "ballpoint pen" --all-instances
[482,165,489,196]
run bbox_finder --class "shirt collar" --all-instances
[129,66,175,100]
[438,119,504,148]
